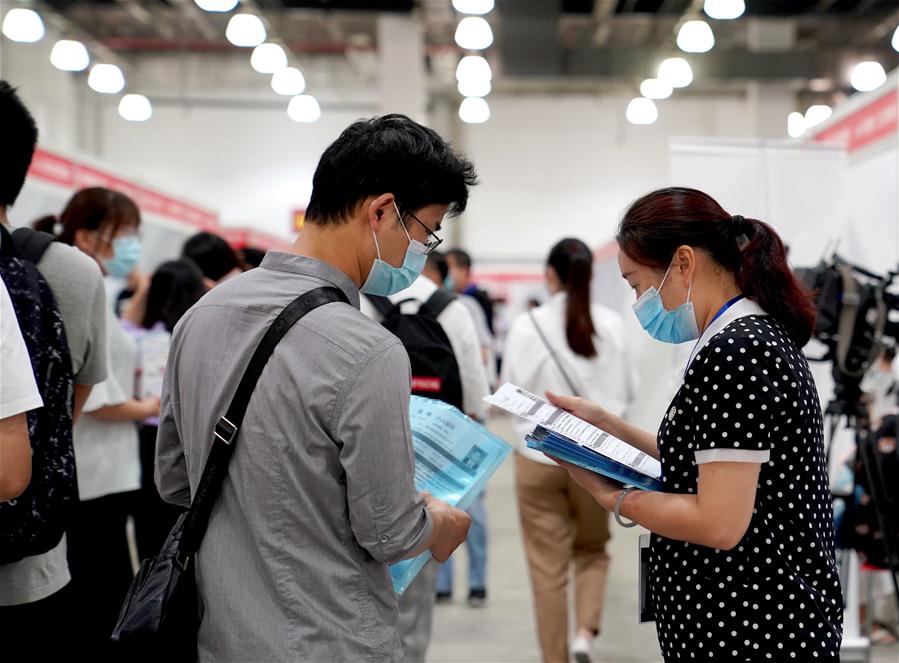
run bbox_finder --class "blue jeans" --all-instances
[436,492,487,593]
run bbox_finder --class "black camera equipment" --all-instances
[797,256,899,618]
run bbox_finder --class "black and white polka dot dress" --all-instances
[651,312,843,661]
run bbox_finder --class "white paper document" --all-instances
[485,383,662,479]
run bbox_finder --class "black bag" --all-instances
[111,286,348,660]
[0,225,77,565]
[367,289,464,410]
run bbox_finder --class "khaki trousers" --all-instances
[516,454,611,663]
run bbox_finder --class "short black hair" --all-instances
[306,114,477,225]
[240,246,266,269]
[182,232,242,281]
[0,81,39,207]
[446,248,473,270]
[142,260,207,332]
[426,250,449,282]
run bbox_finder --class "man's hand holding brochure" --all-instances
[485,383,663,492]
[389,396,512,594]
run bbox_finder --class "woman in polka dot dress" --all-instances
[547,187,843,661]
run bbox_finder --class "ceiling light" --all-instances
[2,8,44,43]
[459,97,490,124]
[640,78,672,100]
[271,67,306,96]
[287,95,321,123]
[88,64,125,94]
[251,43,287,74]
[677,20,715,54]
[787,112,805,138]
[703,0,745,20]
[226,14,266,48]
[194,0,240,11]
[804,104,832,129]
[456,55,492,82]
[626,97,658,125]
[452,0,494,14]
[850,61,886,92]
[118,94,153,122]
[658,57,693,88]
[458,77,491,97]
[454,17,493,50]
[50,40,90,72]
[892,25,899,53]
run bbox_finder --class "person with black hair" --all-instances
[502,238,638,663]
[121,260,208,560]
[181,231,244,286]
[446,247,495,334]
[0,81,109,659]
[548,188,843,662]
[240,245,266,269]
[155,114,475,661]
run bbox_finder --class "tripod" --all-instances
[825,398,899,621]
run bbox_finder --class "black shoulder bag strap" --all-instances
[177,286,348,562]
[365,293,395,318]
[420,288,456,319]
[528,309,582,398]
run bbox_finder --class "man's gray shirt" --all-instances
[156,252,432,662]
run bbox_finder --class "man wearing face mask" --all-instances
[155,114,475,662]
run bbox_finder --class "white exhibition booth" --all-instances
[8,147,292,274]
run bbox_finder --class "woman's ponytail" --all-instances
[734,217,815,346]
[548,238,597,358]
[31,215,58,235]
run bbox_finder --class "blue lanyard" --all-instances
[711,295,744,325]
[683,295,744,377]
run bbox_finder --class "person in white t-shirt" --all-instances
[47,187,159,658]
[0,279,42,500]
[502,238,638,663]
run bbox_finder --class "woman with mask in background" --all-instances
[548,187,842,662]
[35,187,159,658]
[502,238,638,663]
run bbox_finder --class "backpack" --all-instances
[0,225,77,565]
[367,289,464,410]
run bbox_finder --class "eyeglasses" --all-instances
[398,206,444,256]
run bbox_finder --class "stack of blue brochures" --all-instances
[526,426,663,492]
[389,396,512,594]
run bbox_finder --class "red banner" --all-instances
[812,90,898,154]
[28,148,219,230]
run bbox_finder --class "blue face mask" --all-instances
[632,263,699,344]
[361,204,428,297]
[103,235,142,279]
[443,275,456,292]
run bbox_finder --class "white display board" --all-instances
[669,138,850,268]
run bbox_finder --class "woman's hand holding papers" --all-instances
[545,391,610,430]
[544,455,623,511]
[545,391,661,461]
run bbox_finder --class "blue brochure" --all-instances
[389,397,513,595]
[487,383,663,492]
